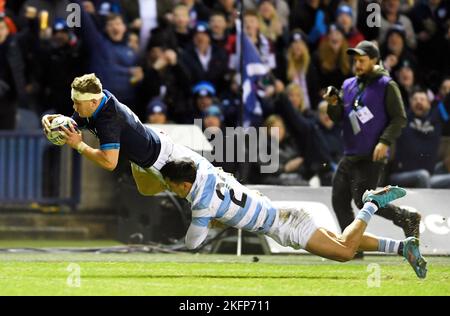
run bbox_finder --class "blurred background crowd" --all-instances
[0,0,449,188]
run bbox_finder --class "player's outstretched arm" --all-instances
[60,125,120,171]
[185,217,211,250]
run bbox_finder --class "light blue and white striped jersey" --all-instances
[184,161,278,249]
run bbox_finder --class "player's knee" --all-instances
[136,183,161,196]
[337,249,355,262]
[136,183,150,196]
[336,239,357,262]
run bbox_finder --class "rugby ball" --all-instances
[47,116,79,146]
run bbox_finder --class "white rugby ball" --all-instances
[47,116,79,146]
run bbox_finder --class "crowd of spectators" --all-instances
[0,0,449,187]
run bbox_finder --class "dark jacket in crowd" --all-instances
[140,62,192,124]
[437,93,450,137]
[258,133,308,186]
[37,35,82,116]
[119,0,174,27]
[275,92,333,178]
[19,0,71,26]
[181,44,229,95]
[0,35,27,129]
[408,0,450,84]
[391,106,442,174]
[319,123,344,163]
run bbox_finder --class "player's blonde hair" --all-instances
[71,73,102,94]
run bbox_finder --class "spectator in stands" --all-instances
[220,72,240,127]
[286,82,316,122]
[203,104,223,131]
[209,11,229,49]
[432,153,450,188]
[379,0,417,49]
[179,0,210,29]
[258,114,309,186]
[289,0,327,48]
[315,24,352,90]
[389,89,450,188]
[119,0,174,51]
[244,10,276,70]
[0,14,27,130]
[202,104,240,174]
[145,98,168,125]
[213,0,237,30]
[37,18,82,116]
[19,0,70,27]
[171,4,193,52]
[140,35,191,123]
[191,81,217,120]
[283,29,320,110]
[335,4,364,48]
[409,0,450,87]
[257,0,284,43]
[317,98,343,161]
[274,92,333,182]
[245,0,290,28]
[5,0,26,18]
[435,77,450,137]
[336,0,359,25]
[181,22,229,95]
[396,62,418,109]
[381,24,417,76]
[127,31,140,54]
[1,1,17,34]
[74,1,142,110]
[33,18,82,116]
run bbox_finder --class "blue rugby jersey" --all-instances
[72,90,161,168]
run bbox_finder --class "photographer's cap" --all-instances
[347,40,379,60]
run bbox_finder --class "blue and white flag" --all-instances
[236,21,269,127]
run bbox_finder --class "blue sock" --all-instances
[378,238,403,255]
[356,202,378,224]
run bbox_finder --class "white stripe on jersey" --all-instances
[192,208,213,218]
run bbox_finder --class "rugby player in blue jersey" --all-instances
[42,73,211,196]
[160,159,427,279]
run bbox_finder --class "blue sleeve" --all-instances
[308,10,327,43]
[73,0,109,59]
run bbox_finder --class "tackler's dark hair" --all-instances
[160,159,197,184]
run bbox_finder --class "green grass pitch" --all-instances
[0,241,449,296]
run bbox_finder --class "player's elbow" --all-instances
[185,243,198,250]
[103,161,118,171]
[185,238,201,250]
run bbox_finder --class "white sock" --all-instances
[378,238,401,254]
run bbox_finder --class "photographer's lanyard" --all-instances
[353,81,365,111]
[349,81,374,134]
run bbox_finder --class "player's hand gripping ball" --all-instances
[46,116,79,146]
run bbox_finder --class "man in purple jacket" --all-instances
[324,41,421,248]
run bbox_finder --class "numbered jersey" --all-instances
[187,162,277,236]
[72,89,161,168]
